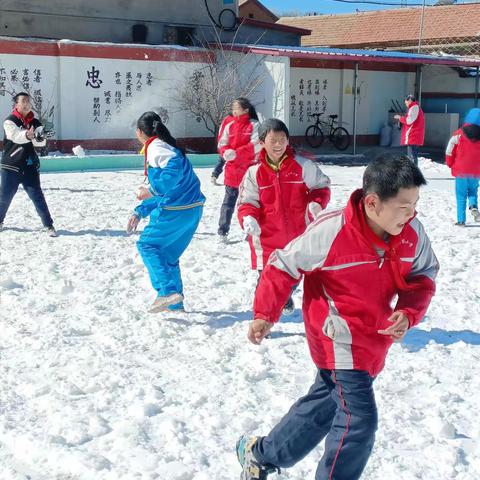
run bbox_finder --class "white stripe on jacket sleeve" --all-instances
[406,105,419,125]
[295,155,331,190]
[269,210,345,280]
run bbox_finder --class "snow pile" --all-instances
[0,166,479,480]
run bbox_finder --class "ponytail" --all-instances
[137,111,182,151]
[234,97,259,121]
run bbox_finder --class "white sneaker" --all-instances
[149,293,184,313]
[46,226,58,237]
[471,207,480,222]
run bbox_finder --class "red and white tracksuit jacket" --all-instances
[254,189,439,377]
[238,147,331,270]
[445,126,480,177]
[217,113,261,188]
[399,102,425,146]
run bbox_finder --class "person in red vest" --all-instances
[445,107,480,226]
[394,94,425,166]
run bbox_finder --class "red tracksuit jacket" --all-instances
[217,113,261,188]
[254,189,439,376]
[400,102,425,146]
[238,146,331,270]
[445,126,480,177]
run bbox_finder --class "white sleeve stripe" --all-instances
[445,134,460,156]
[294,155,331,190]
[238,164,261,208]
[406,105,419,125]
[217,121,233,149]
[250,121,262,156]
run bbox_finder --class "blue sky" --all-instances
[261,0,475,15]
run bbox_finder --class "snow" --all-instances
[0,158,479,480]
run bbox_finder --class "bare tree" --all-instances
[172,24,268,139]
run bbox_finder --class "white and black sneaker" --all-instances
[46,226,58,237]
[471,207,480,223]
[282,296,295,316]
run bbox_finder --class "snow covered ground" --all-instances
[0,159,479,480]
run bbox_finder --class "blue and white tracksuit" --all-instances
[134,139,205,299]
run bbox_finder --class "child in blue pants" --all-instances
[127,111,205,312]
[446,108,480,225]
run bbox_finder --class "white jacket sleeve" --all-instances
[4,120,31,144]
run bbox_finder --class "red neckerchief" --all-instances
[349,189,412,291]
[11,108,34,128]
[143,136,157,177]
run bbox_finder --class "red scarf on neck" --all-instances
[12,108,34,128]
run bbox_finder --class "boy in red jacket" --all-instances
[236,154,439,480]
[445,107,480,226]
[238,118,330,314]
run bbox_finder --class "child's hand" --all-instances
[248,319,273,345]
[127,215,140,234]
[136,186,152,200]
[378,311,409,341]
[26,126,35,140]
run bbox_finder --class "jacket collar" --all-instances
[259,145,295,171]
[11,108,34,127]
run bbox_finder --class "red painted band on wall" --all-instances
[0,38,213,63]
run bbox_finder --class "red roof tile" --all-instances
[277,4,480,48]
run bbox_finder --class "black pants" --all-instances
[218,185,238,236]
[0,166,53,227]
[407,145,419,166]
[212,158,225,179]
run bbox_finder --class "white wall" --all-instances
[0,42,216,144]
[289,68,342,136]
[289,66,414,137]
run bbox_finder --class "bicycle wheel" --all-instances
[331,127,350,151]
[305,125,324,148]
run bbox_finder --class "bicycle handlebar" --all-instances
[308,113,324,118]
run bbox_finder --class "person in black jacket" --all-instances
[0,92,56,236]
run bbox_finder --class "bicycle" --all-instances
[305,113,351,151]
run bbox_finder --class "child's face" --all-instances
[232,101,249,117]
[365,187,419,236]
[260,130,289,162]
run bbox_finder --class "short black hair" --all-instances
[13,92,30,103]
[405,94,416,102]
[259,118,289,142]
[363,153,426,201]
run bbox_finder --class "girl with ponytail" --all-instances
[214,97,261,241]
[127,111,205,312]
